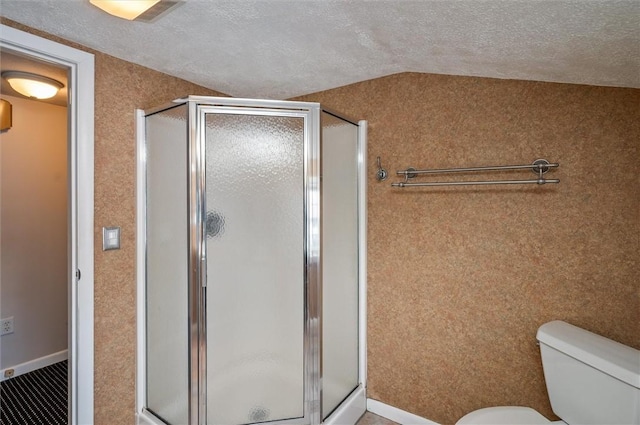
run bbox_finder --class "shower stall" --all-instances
[136,97,367,425]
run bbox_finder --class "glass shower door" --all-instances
[203,111,308,425]
[145,104,190,425]
[321,112,360,419]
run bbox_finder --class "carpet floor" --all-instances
[0,360,67,425]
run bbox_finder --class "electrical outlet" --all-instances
[4,369,14,378]
[1,317,14,336]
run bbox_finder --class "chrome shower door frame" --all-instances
[191,97,322,425]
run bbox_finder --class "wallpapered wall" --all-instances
[4,19,639,425]
[297,73,639,424]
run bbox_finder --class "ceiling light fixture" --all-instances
[1,71,64,100]
[89,0,161,21]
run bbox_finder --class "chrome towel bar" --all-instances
[392,178,560,187]
[392,159,560,188]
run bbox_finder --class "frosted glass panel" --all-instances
[145,105,189,424]
[321,112,359,419]
[205,113,305,425]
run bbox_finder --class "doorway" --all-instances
[0,24,94,425]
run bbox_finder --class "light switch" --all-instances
[102,226,120,251]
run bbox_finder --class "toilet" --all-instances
[456,320,640,425]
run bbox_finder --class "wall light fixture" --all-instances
[0,99,12,131]
[2,71,64,100]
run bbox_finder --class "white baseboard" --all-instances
[367,398,440,425]
[0,349,68,382]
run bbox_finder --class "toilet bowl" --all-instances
[455,320,640,425]
[456,407,557,425]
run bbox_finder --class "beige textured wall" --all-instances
[297,73,640,424]
[1,19,224,424]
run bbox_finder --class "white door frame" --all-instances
[0,24,95,425]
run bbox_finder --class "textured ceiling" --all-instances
[1,0,638,99]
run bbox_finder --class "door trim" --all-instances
[0,24,95,425]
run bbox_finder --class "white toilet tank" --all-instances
[537,321,640,425]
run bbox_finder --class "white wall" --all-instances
[0,94,68,369]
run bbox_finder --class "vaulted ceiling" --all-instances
[1,0,638,99]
